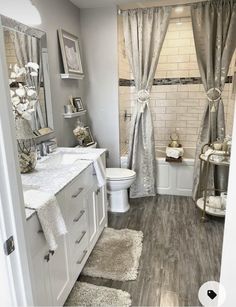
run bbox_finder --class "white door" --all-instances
[49,235,70,306]
[0,20,33,306]
[30,246,52,306]
[47,192,70,306]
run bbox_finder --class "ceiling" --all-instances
[69,0,208,18]
[70,0,202,18]
[70,0,205,9]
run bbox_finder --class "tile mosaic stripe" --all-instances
[119,76,233,87]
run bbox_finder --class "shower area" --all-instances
[118,1,236,197]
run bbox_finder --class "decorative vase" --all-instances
[15,118,37,173]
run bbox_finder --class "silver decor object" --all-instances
[169,132,180,148]
[15,118,37,173]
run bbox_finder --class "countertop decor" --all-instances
[9,62,40,173]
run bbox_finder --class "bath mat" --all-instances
[65,282,131,306]
[82,227,143,281]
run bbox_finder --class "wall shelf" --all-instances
[63,110,87,118]
[60,73,84,80]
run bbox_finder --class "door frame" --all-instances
[220,93,236,305]
[0,21,33,306]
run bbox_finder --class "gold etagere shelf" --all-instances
[196,143,230,221]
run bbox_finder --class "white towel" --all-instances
[93,157,106,187]
[71,153,106,187]
[208,196,223,209]
[204,149,225,163]
[24,190,67,251]
[166,147,184,159]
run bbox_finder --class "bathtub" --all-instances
[120,147,195,197]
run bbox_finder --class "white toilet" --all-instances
[106,168,136,213]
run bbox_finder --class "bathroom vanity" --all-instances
[22,148,107,306]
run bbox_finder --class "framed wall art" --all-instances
[73,97,85,112]
[58,28,83,76]
[84,126,95,147]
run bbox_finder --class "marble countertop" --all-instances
[22,147,107,220]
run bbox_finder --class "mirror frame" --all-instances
[0,14,55,143]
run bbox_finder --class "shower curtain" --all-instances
[122,7,171,198]
[11,31,45,131]
[191,0,236,201]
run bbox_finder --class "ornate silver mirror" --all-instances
[0,14,54,142]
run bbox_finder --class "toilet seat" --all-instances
[106,168,136,181]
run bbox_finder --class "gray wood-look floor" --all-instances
[79,195,224,306]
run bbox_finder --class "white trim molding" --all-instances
[0,19,33,306]
[220,94,236,305]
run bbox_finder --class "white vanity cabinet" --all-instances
[28,191,70,306]
[27,152,108,306]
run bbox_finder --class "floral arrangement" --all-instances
[73,122,89,141]
[9,62,39,121]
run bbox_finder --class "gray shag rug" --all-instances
[82,227,143,281]
[65,282,131,306]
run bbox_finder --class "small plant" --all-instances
[9,62,39,121]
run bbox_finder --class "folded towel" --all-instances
[208,196,223,209]
[24,190,67,251]
[166,147,184,159]
[204,149,225,163]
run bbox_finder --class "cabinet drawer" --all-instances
[66,166,93,200]
[71,206,87,226]
[71,230,89,277]
[65,166,93,224]
[67,198,86,226]
[72,228,89,260]
[69,209,88,249]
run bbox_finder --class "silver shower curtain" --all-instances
[122,7,171,198]
[191,0,236,201]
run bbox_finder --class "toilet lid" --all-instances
[106,168,136,181]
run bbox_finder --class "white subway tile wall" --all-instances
[118,16,236,154]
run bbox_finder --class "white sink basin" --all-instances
[41,152,86,169]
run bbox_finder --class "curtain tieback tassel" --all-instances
[137,89,150,113]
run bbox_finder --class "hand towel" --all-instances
[93,156,106,187]
[24,190,67,251]
[71,153,106,188]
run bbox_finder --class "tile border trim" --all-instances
[119,76,233,87]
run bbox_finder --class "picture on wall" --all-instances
[84,126,95,147]
[73,97,85,112]
[58,28,83,75]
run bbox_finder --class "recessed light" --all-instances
[176,22,183,25]
[175,6,184,13]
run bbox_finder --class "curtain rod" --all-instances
[117,0,209,14]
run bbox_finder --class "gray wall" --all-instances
[79,7,120,167]
[34,0,84,147]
